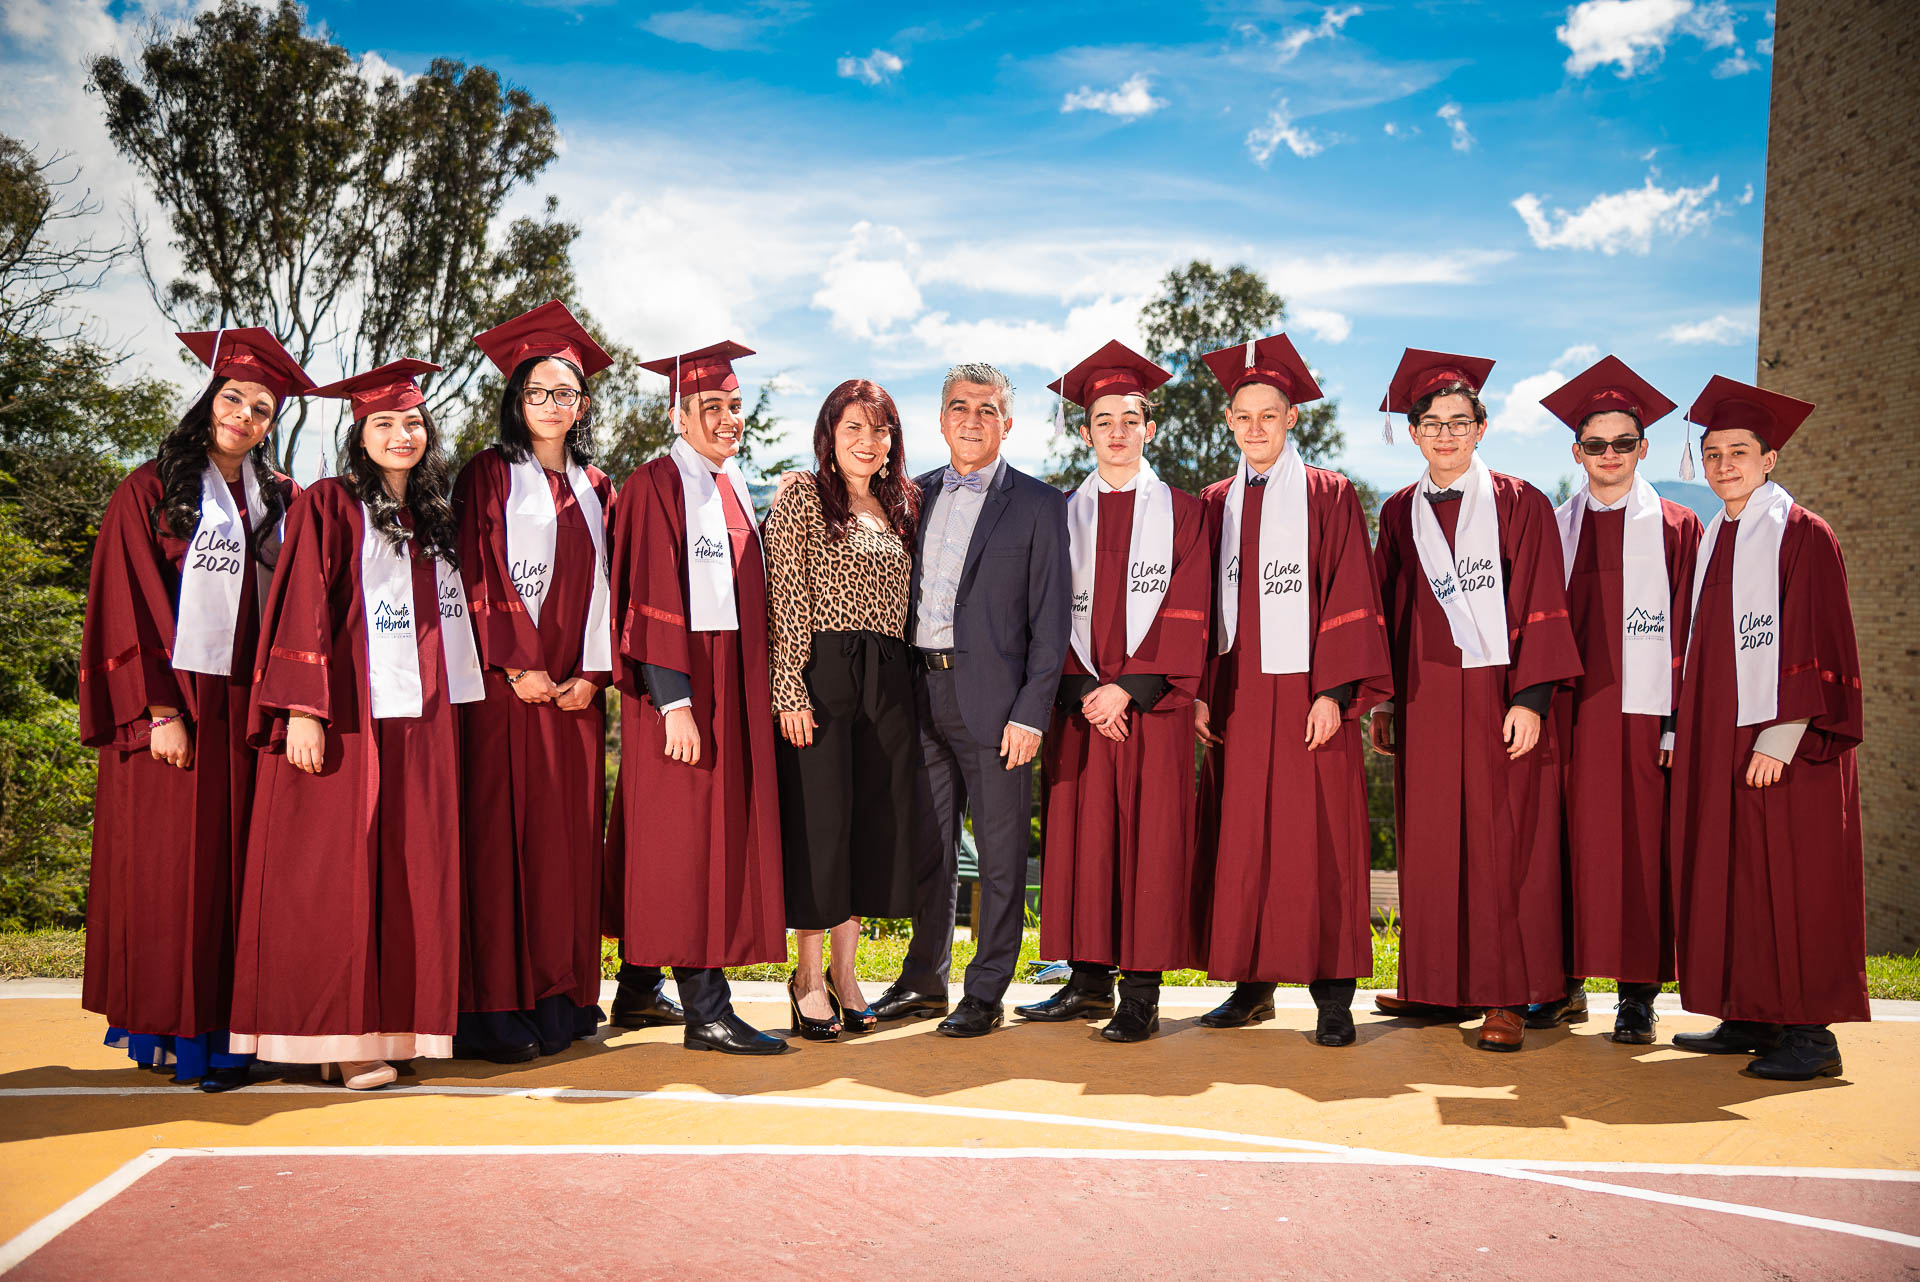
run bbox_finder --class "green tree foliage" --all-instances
[1045,260,1346,495]
[0,136,176,927]
[89,0,569,471]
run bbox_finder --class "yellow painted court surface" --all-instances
[4,988,1916,1252]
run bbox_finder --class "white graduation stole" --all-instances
[360,503,486,718]
[1067,460,1174,674]
[174,460,268,676]
[1408,455,1510,669]
[504,453,612,671]
[1555,473,1673,716]
[1215,441,1311,674]
[670,435,756,633]
[1686,480,1791,726]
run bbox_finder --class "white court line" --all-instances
[0,1149,171,1274]
[4,1089,1919,1271]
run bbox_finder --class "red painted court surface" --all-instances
[5,986,1919,1279]
[11,1152,1920,1282]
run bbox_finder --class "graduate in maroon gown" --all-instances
[1536,357,1700,1043]
[453,303,618,1063]
[78,329,311,1092]
[229,360,486,1091]
[602,341,788,1055]
[1191,335,1392,1047]
[1368,348,1582,1052]
[1016,341,1211,1043]
[1667,377,1865,1082]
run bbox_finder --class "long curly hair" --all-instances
[496,355,596,468]
[811,379,918,547]
[337,404,460,567]
[150,378,288,552]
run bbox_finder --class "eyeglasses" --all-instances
[1577,435,1642,456]
[522,387,583,408]
[1411,418,1478,438]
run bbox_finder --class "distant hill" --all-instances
[1653,480,1721,521]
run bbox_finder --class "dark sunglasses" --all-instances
[1578,435,1642,456]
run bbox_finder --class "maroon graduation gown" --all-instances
[602,457,784,968]
[229,478,466,1058]
[1555,498,1700,984]
[1197,466,1393,983]
[78,460,296,1039]
[1670,505,1867,1024]
[454,449,612,1018]
[1040,485,1210,972]
[1375,472,1582,1008]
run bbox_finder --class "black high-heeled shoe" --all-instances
[788,976,841,1042]
[825,975,878,1034]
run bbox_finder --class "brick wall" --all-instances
[1760,0,1920,952]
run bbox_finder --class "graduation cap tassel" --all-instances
[1678,436,1696,482]
[1383,411,1395,445]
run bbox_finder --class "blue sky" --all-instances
[2,0,1776,494]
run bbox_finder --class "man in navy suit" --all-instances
[871,362,1072,1036]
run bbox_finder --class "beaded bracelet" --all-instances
[149,714,181,730]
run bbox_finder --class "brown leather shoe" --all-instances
[1375,993,1479,1022]
[1477,1008,1526,1052]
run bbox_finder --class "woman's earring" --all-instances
[880,462,889,479]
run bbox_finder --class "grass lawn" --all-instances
[9,927,1918,1000]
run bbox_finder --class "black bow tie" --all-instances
[1246,474,1268,488]
[1427,488,1462,503]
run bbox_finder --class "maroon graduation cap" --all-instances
[640,341,756,398]
[1198,333,1324,405]
[473,301,614,379]
[1048,339,1172,410]
[1684,375,1815,450]
[1541,355,1676,432]
[310,359,443,419]
[177,328,316,404]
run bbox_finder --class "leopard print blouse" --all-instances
[763,470,912,713]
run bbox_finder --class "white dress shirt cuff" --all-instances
[1752,718,1809,764]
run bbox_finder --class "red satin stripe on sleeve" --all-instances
[78,641,169,681]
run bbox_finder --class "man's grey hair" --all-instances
[940,362,1013,416]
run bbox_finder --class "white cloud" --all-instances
[1663,312,1754,344]
[1274,4,1363,61]
[1258,249,1514,302]
[1061,73,1166,120]
[1712,48,1757,77]
[812,221,924,339]
[1558,0,1751,77]
[908,294,1150,377]
[837,49,904,86]
[1495,344,1602,437]
[640,5,805,52]
[1292,308,1351,344]
[1512,173,1723,254]
[354,50,417,91]
[1756,36,1773,55]
[1383,121,1418,138]
[1246,100,1324,164]
[1436,101,1473,152]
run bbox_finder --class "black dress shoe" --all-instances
[1373,994,1478,1022]
[871,983,950,1022]
[937,996,1004,1038]
[452,1039,540,1065]
[1198,983,1276,1029]
[1100,997,1160,1042]
[1610,999,1658,1045]
[609,985,686,1030]
[685,1013,790,1055]
[1672,1019,1785,1055]
[1015,983,1116,1022]
[1746,1027,1842,1081]
[1524,984,1589,1029]
[1314,1006,1357,1047]
[197,1065,252,1093]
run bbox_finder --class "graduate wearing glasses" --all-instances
[1368,349,1582,1053]
[1536,357,1701,1044]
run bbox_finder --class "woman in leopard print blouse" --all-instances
[763,379,920,1038]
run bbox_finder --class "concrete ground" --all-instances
[3,981,1917,1279]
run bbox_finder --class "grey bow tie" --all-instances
[943,467,985,493]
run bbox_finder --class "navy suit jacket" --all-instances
[907,461,1072,748]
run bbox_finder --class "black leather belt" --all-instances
[919,649,957,670]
